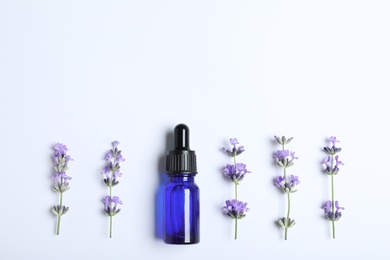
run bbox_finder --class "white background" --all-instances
[1,1,389,259]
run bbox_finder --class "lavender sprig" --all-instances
[222,138,250,240]
[51,143,73,235]
[223,199,250,236]
[273,136,299,240]
[322,136,344,239]
[102,141,125,238]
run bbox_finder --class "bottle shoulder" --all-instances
[164,181,199,191]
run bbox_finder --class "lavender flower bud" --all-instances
[276,217,296,228]
[277,218,285,227]
[274,136,293,145]
[289,219,296,227]
[277,217,295,228]
[323,146,342,155]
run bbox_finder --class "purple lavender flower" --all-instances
[51,143,73,191]
[322,156,332,172]
[113,140,120,148]
[236,163,251,179]
[274,176,285,187]
[322,136,345,239]
[329,136,340,146]
[274,150,298,168]
[53,143,73,172]
[335,155,344,167]
[51,143,73,235]
[274,175,300,193]
[53,143,68,156]
[102,195,122,215]
[221,138,250,239]
[222,164,235,175]
[290,151,299,160]
[51,172,72,185]
[290,175,300,186]
[102,195,111,209]
[322,200,332,214]
[230,138,238,146]
[273,150,290,160]
[335,201,344,214]
[112,196,123,207]
[102,141,125,187]
[273,135,298,240]
[116,153,125,163]
[332,201,345,220]
[222,138,245,157]
[113,171,123,179]
[223,163,250,183]
[322,154,344,175]
[322,201,344,221]
[223,199,249,219]
[323,136,342,155]
[331,155,344,174]
[102,141,125,238]
[102,166,111,180]
[105,150,113,161]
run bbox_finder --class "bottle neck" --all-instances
[167,173,196,182]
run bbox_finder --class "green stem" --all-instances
[282,145,289,240]
[283,167,288,240]
[56,192,63,235]
[233,155,238,239]
[109,186,113,238]
[235,218,238,240]
[57,215,61,235]
[235,182,238,200]
[332,220,335,239]
[285,192,290,240]
[331,155,335,239]
[233,154,238,200]
[109,217,113,238]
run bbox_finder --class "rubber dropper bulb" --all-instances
[174,124,190,150]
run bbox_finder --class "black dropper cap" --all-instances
[166,124,197,174]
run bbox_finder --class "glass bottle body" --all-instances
[163,173,199,244]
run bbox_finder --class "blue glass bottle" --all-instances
[164,124,199,244]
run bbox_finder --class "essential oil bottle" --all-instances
[164,123,200,244]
